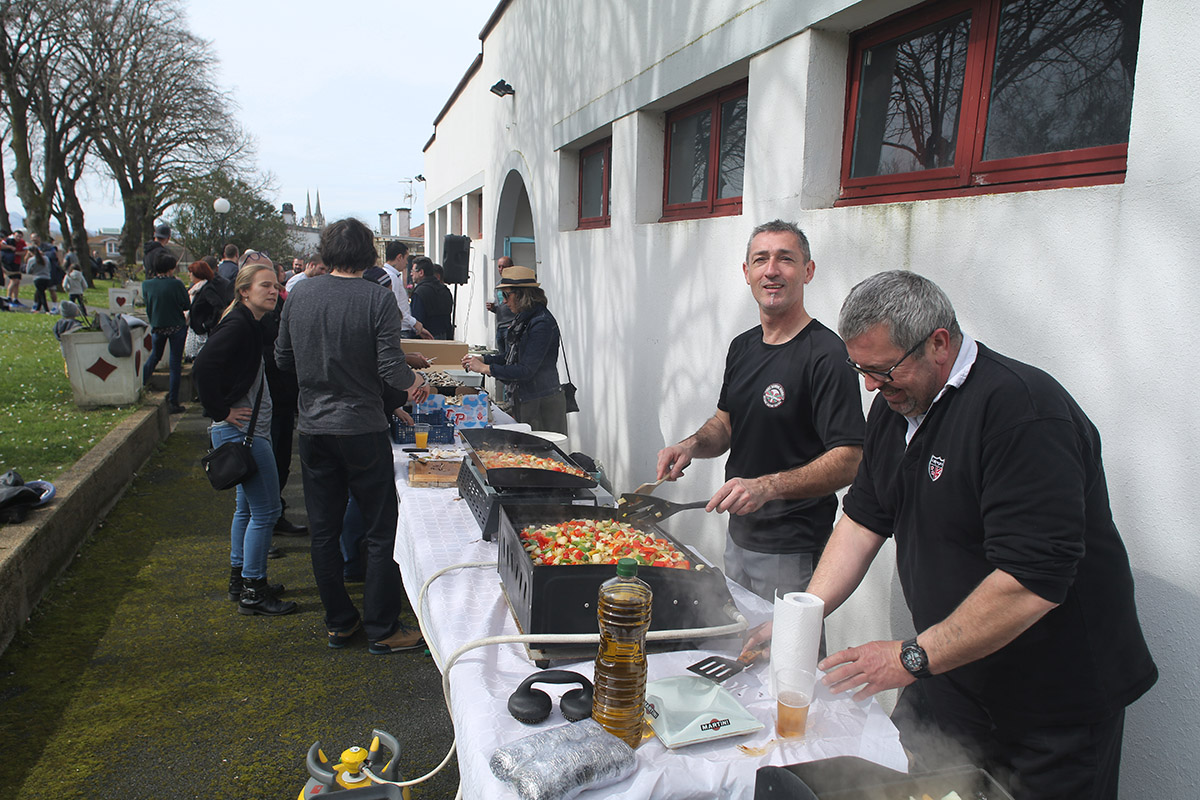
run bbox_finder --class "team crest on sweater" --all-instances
[928,455,945,481]
[763,383,785,408]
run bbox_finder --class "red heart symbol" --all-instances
[144,334,152,350]
[116,296,127,306]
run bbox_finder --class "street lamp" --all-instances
[213,197,230,257]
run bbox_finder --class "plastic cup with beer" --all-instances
[413,423,430,449]
[775,668,815,738]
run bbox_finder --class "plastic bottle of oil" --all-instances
[591,557,652,748]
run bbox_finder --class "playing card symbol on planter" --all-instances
[928,455,945,482]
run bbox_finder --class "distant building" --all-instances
[373,207,425,264]
[87,228,124,264]
[283,191,324,254]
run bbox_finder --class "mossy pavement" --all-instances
[0,410,459,799]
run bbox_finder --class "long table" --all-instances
[391,442,907,799]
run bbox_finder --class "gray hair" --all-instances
[745,220,812,264]
[838,270,961,351]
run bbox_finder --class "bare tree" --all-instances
[84,0,249,266]
[0,0,70,239]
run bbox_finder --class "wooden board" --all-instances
[407,459,463,487]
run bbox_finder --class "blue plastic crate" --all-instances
[391,413,456,445]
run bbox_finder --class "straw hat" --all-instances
[498,266,539,288]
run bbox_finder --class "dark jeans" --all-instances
[298,431,403,642]
[145,327,187,405]
[270,401,296,494]
[33,277,52,312]
[895,676,1126,800]
[514,388,567,433]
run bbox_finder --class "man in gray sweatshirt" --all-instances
[276,217,429,654]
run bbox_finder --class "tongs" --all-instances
[618,493,708,525]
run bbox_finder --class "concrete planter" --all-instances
[60,329,154,408]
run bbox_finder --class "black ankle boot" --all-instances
[238,577,297,616]
[228,568,285,602]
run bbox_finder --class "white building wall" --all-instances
[423,1,1200,793]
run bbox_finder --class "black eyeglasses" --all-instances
[846,329,936,383]
[239,249,271,267]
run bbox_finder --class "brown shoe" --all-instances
[327,619,362,649]
[368,622,425,654]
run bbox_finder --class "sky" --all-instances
[21,0,499,234]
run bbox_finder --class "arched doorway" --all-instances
[493,169,536,270]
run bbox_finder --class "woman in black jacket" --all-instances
[193,256,296,616]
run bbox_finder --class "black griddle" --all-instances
[459,428,596,490]
[497,504,741,654]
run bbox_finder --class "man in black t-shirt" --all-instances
[656,220,865,601]
[764,270,1156,799]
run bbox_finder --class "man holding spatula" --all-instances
[655,220,864,602]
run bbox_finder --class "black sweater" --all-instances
[193,304,265,422]
[843,343,1157,726]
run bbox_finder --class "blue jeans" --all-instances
[211,423,280,580]
[299,431,402,641]
[145,327,187,404]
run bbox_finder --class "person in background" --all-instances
[23,239,53,313]
[143,223,171,278]
[461,266,567,434]
[285,255,326,293]
[749,270,1157,799]
[141,254,190,413]
[216,243,240,282]
[185,260,222,361]
[262,253,307,537]
[276,218,429,654]
[194,260,296,616]
[409,256,453,339]
[29,233,61,312]
[656,220,864,603]
[3,230,26,306]
[62,257,88,316]
[381,241,432,340]
[485,255,516,349]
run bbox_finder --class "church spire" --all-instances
[304,191,313,227]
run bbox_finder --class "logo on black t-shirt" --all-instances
[762,383,785,408]
[929,455,945,481]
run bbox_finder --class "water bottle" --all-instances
[591,557,652,748]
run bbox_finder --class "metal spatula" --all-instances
[617,493,709,525]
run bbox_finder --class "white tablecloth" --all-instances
[391,443,907,799]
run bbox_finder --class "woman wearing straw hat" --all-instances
[462,266,567,434]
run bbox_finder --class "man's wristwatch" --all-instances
[900,638,932,679]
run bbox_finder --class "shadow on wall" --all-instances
[1119,568,1198,793]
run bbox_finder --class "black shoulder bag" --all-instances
[561,339,580,414]
[200,381,264,490]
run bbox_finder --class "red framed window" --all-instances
[578,138,612,229]
[662,81,747,221]
[839,0,1143,204]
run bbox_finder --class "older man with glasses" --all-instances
[749,270,1157,799]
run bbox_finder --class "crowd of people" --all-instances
[0,228,110,314]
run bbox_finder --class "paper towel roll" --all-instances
[770,592,825,691]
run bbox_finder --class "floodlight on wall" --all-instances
[490,79,515,98]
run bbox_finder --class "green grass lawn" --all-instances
[0,278,142,479]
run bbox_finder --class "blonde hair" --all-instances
[219,260,276,321]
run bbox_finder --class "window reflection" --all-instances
[851,13,971,178]
[668,109,712,205]
[983,0,1141,160]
